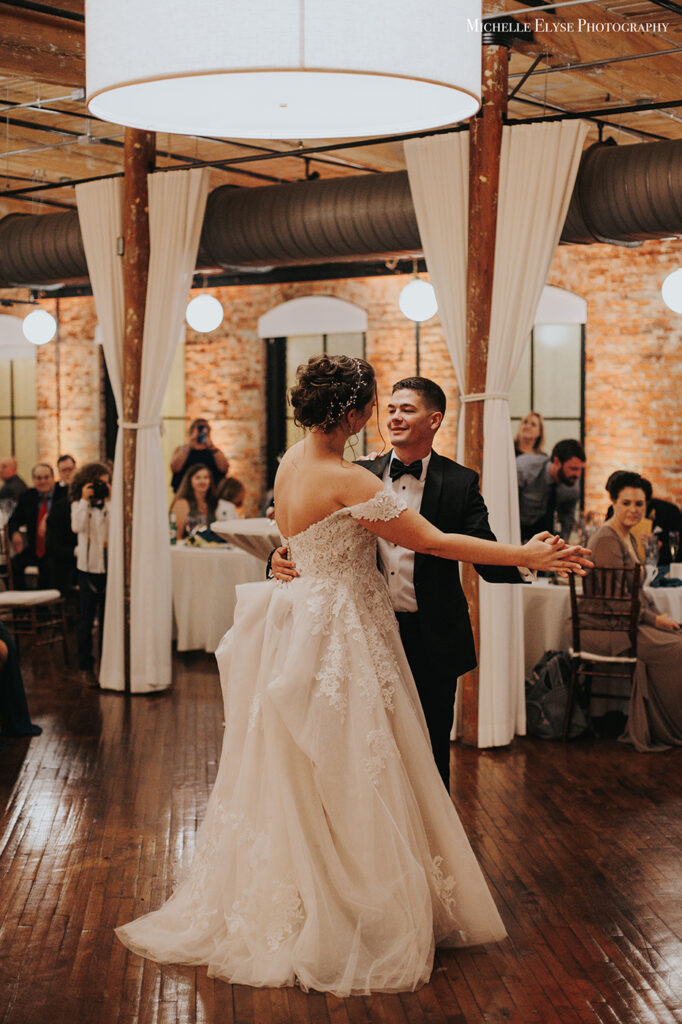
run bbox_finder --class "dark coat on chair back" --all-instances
[359,450,520,678]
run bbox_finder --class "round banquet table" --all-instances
[522,578,682,676]
[210,518,282,561]
[171,543,263,653]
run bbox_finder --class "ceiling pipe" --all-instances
[1,137,681,288]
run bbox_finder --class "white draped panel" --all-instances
[405,121,587,746]
[75,178,126,690]
[478,120,588,747]
[77,169,209,692]
[130,168,209,692]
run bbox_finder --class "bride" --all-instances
[117,355,590,996]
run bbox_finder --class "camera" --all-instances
[90,479,109,508]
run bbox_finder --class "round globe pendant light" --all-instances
[399,278,438,323]
[186,294,224,333]
[661,269,682,313]
[22,308,57,345]
[86,0,482,140]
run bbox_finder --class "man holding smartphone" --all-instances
[170,418,229,492]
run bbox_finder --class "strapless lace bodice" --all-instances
[287,488,407,583]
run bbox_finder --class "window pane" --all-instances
[543,418,582,454]
[0,360,11,415]
[11,358,37,417]
[0,421,11,458]
[325,332,364,358]
[509,338,531,419]
[286,336,323,389]
[533,324,581,419]
[14,419,37,479]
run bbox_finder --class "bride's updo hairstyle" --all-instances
[291,354,376,433]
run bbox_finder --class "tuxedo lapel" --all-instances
[415,451,444,581]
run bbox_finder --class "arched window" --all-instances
[510,285,586,454]
[259,297,368,485]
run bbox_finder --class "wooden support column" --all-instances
[460,35,510,746]
[122,128,155,692]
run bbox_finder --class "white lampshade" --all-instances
[661,269,682,313]
[399,279,438,323]
[22,308,57,345]
[85,0,481,139]
[186,294,224,333]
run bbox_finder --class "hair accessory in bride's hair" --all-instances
[319,358,365,430]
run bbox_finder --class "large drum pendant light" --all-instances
[86,0,481,140]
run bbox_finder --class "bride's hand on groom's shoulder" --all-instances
[522,532,593,576]
[355,451,382,462]
[272,546,299,582]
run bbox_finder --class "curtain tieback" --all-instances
[118,418,165,436]
[460,392,509,403]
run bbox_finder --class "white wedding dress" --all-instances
[116,489,506,996]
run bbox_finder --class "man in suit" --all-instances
[8,463,68,589]
[273,376,526,790]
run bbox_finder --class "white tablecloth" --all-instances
[171,544,263,652]
[211,518,282,561]
[522,579,682,676]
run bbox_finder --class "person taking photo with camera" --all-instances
[169,418,228,493]
[70,462,111,686]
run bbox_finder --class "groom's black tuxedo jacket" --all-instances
[359,450,520,679]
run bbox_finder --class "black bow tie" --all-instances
[389,458,422,482]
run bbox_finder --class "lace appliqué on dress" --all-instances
[348,487,408,523]
[227,879,305,953]
[364,728,400,786]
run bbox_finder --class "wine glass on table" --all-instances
[642,534,660,585]
[668,531,679,563]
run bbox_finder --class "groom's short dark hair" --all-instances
[392,377,446,416]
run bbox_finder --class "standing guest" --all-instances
[215,477,246,521]
[0,456,27,505]
[514,411,546,456]
[55,454,76,496]
[170,419,228,492]
[585,471,682,752]
[70,463,111,685]
[517,438,586,541]
[8,463,67,588]
[171,465,217,540]
[0,621,41,738]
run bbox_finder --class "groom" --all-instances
[273,377,524,790]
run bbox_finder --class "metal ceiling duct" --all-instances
[0,138,681,288]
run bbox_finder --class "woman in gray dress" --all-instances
[587,471,682,752]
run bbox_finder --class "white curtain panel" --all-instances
[478,120,588,747]
[404,121,587,746]
[405,133,468,460]
[75,178,127,691]
[129,168,209,692]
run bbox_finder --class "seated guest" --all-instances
[517,438,586,541]
[55,454,76,497]
[586,471,682,753]
[170,419,228,492]
[8,463,67,589]
[171,465,217,539]
[648,492,682,565]
[0,455,27,505]
[0,621,41,737]
[70,463,111,684]
[514,411,546,456]
[215,476,246,520]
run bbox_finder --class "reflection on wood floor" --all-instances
[1,647,681,1024]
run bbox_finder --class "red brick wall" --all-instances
[33,240,681,515]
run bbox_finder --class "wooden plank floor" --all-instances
[1,648,681,1024]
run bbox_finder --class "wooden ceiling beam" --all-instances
[0,3,84,87]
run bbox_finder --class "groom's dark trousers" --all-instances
[359,450,521,789]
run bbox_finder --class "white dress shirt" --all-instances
[377,452,431,612]
[377,451,532,611]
